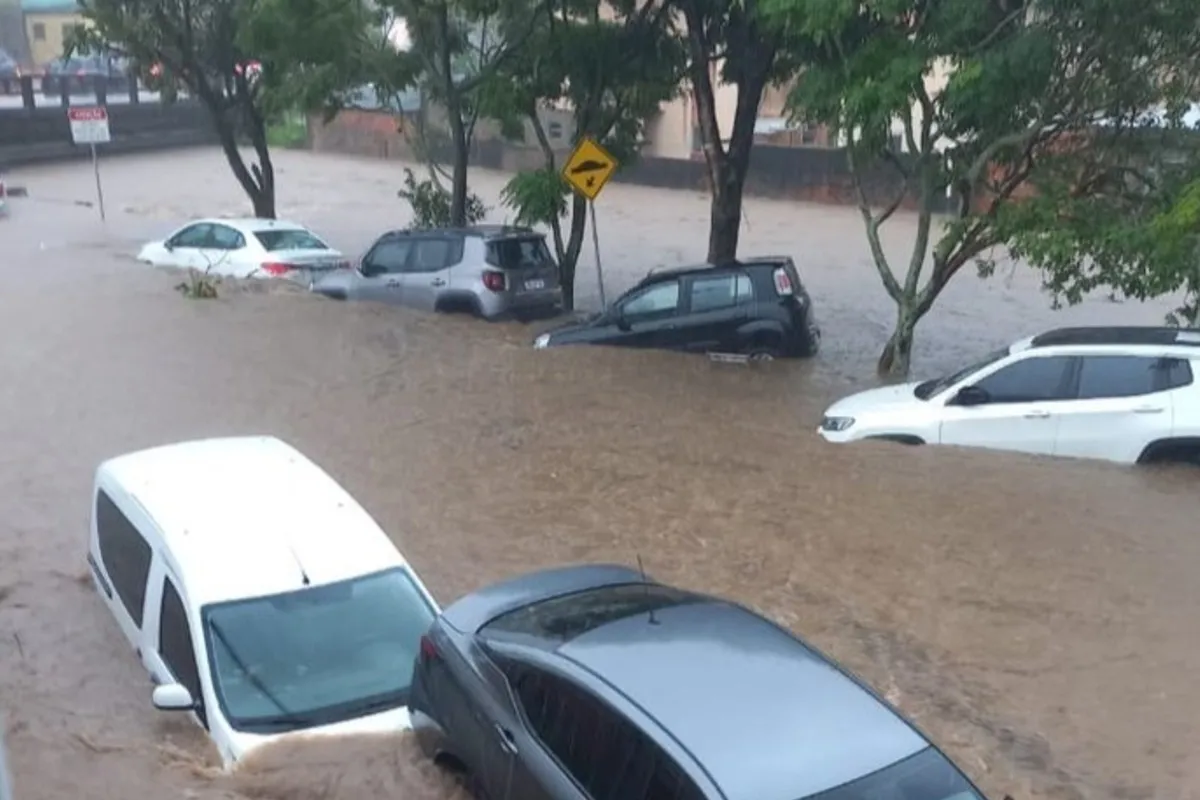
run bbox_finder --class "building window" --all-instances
[32,22,46,41]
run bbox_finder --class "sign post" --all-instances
[66,106,111,222]
[561,136,619,309]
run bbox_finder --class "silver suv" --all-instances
[310,226,563,320]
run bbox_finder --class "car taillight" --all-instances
[772,267,794,296]
[261,262,294,276]
[419,634,439,661]
[481,270,506,292]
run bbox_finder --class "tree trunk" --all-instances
[211,109,275,219]
[447,96,469,226]
[878,307,920,378]
[245,105,276,219]
[560,194,589,310]
[707,159,746,263]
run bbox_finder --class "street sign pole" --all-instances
[588,200,606,309]
[90,142,106,222]
[66,106,111,223]
[561,136,620,312]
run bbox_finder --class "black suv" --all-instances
[532,257,820,359]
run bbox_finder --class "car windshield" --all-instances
[803,746,984,800]
[202,566,436,734]
[254,229,329,251]
[913,348,1008,400]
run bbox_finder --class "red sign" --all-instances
[67,106,109,122]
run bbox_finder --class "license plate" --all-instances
[524,279,546,291]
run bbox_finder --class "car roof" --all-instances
[645,257,793,281]
[557,597,927,800]
[96,436,408,607]
[377,225,541,240]
[195,217,312,233]
[1026,325,1200,350]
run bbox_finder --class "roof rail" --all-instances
[1029,326,1200,349]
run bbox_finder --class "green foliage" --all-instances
[397,168,488,229]
[500,168,568,227]
[762,0,1200,374]
[266,111,308,148]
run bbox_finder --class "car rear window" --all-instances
[802,746,983,800]
[486,237,554,270]
[481,583,698,644]
[255,229,329,252]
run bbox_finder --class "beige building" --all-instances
[22,0,83,66]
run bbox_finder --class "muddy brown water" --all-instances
[1,149,1198,800]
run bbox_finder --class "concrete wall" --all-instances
[0,98,218,168]
[309,108,955,212]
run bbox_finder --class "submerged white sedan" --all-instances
[137,217,350,282]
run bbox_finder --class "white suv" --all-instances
[818,326,1200,465]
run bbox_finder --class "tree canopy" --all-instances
[763,0,1200,375]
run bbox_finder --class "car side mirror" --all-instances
[152,682,195,711]
[360,260,381,277]
[163,241,175,252]
[952,385,989,407]
[614,308,631,331]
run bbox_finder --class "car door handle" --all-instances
[494,723,518,755]
[1024,410,1052,419]
[1133,405,1165,414]
[430,278,447,287]
[385,280,401,287]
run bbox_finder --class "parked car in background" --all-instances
[310,225,563,321]
[819,326,1200,465]
[41,53,130,96]
[410,563,985,800]
[532,257,820,360]
[88,435,441,768]
[137,218,349,282]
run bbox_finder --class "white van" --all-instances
[86,435,441,768]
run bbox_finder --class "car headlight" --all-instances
[820,416,855,432]
[533,333,551,349]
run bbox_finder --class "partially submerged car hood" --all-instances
[823,382,926,417]
[224,705,412,769]
[536,311,607,345]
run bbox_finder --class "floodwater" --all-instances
[1,148,1198,800]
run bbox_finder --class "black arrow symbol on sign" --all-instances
[570,159,609,187]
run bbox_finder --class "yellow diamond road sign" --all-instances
[562,136,619,201]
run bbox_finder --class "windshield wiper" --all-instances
[208,619,296,720]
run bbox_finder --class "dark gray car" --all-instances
[409,564,988,800]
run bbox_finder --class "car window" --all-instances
[159,577,207,726]
[168,224,213,249]
[689,273,753,313]
[94,491,153,626]
[623,281,680,318]
[254,229,329,252]
[499,659,705,800]
[408,238,453,273]
[481,583,698,644]
[209,225,246,250]
[1075,355,1191,399]
[486,237,554,270]
[805,746,983,800]
[203,567,436,733]
[364,240,413,274]
[972,356,1073,404]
